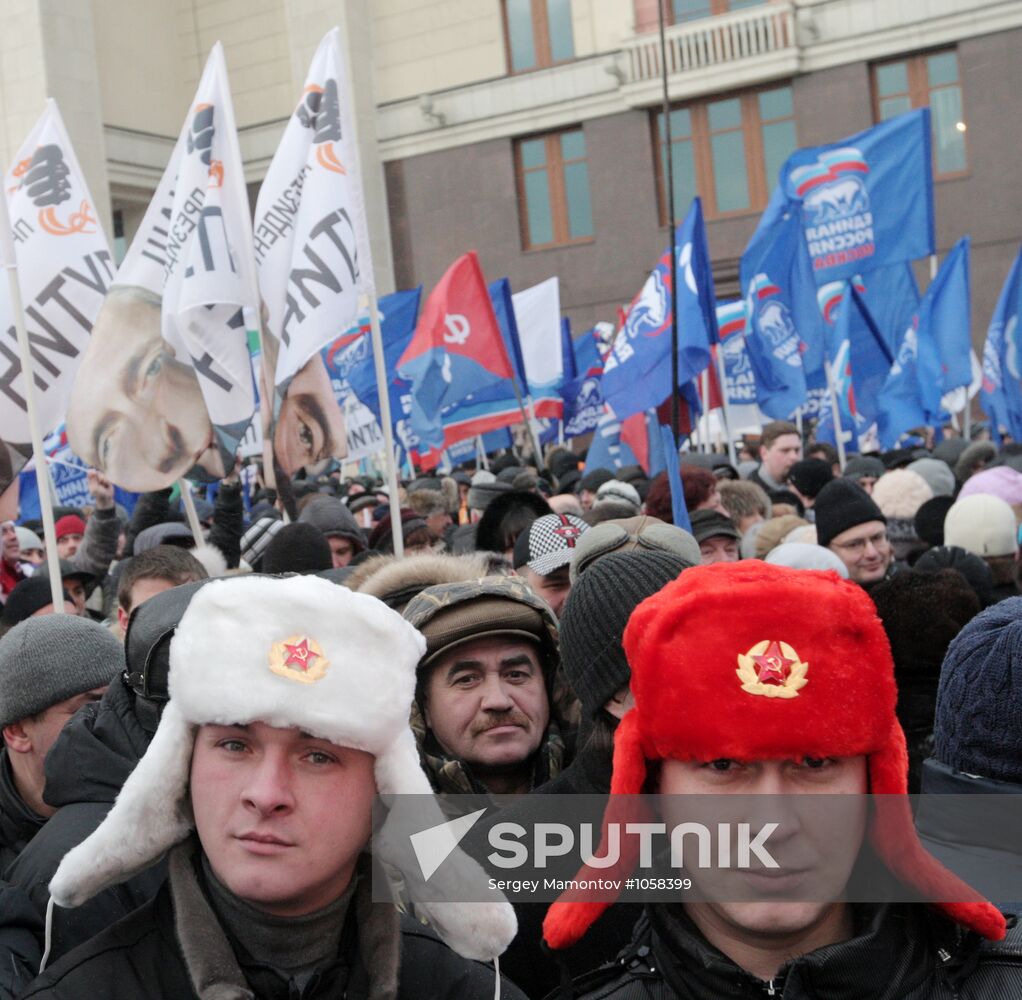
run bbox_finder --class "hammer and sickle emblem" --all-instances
[443,314,470,346]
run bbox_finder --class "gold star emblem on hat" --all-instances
[736,640,808,699]
[269,635,329,684]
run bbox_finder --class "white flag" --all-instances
[254,28,375,474]
[65,44,258,493]
[512,276,564,417]
[0,101,113,497]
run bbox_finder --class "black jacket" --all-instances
[467,739,642,1000]
[917,757,1022,913]
[21,842,525,1000]
[0,681,161,977]
[561,903,1022,999]
[0,753,44,873]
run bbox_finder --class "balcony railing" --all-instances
[624,2,796,84]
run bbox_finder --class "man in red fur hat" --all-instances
[543,562,1020,997]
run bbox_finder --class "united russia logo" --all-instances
[788,147,874,273]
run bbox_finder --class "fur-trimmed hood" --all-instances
[355,552,496,612]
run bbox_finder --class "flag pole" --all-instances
[658,0,680,448]
[700,368,710,453]
[367,296,405,557]
[0,192,64,611]
[178,480,205,547]
[713,346,739,467]
[824,359,848,468]
[510,379,544,467]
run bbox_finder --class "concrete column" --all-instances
[36,0,113,242]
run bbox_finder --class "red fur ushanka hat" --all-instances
[543,561,1006,950]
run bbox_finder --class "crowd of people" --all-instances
[0,420,1019,997]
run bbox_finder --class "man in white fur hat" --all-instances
[23,575,522,999]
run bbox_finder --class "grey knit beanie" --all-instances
[0,615,123,728]
[559,550,691,720]
[934,596,1022,783]
[298,496,366,551]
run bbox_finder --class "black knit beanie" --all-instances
[814,478,886,549]
[934,596,1022,783]
[914,495,955,548]
[559,550,690,720]
[261,522,332,575]
[788,458,834,499]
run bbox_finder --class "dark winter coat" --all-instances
[0,681,161,980]
[21,840,525,1000]
[469,738,642,1000]
[917,757,1022,913]
[208,481,244,569]
[561,903,1022,1000]
[0,752,44,873]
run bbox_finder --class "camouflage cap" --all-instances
[402,574,560,681]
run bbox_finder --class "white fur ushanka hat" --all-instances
[49,574,516,962]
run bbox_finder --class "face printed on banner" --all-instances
[273,353,348,475]
[66,287,226,492]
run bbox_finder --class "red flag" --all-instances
[397,251,514,382]
[620,413,650,471]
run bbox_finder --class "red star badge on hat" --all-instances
[283,638,316,671]
[751,640,794,685]
[269,635,329,684]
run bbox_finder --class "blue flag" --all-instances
[857,262,920,358]
[876,316,929,449]
[560,328,606,439]
[490,278,529,389]
[335,288,422,425]
[572,327,604,379]
[584,411,632,473]
[560,318,577,382]
[782,108,935,284]
[877,240,969,447]
[981,246,1022,444]
[601,198,718,420]
[816,283,893,447]
[927,236,972,396]
[739,186,826,418]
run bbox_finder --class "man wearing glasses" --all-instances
[813,479,894,586]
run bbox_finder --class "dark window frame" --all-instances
[514,127,595,250]
[667,0,771,25]
[870,47,969,180]
[502,0,576,75]
[652,82,796,223]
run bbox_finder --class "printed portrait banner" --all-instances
[0,100,113,498]
[65,44,258,493]
[254,28,377,476]
[17,424,138,520]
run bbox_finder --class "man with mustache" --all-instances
[403,576,567,798]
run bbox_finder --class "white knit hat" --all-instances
[49,574,515,961]
[944,494,1019,558]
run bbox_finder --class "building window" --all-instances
[670,0,767,23]
[504,0,575,73]
[654,84,796,221]
[516,129,594,249]
[872,49,967,176]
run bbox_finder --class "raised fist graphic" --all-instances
[295,80,341,144]
[187,105,215,165]
[21,145,71,207]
